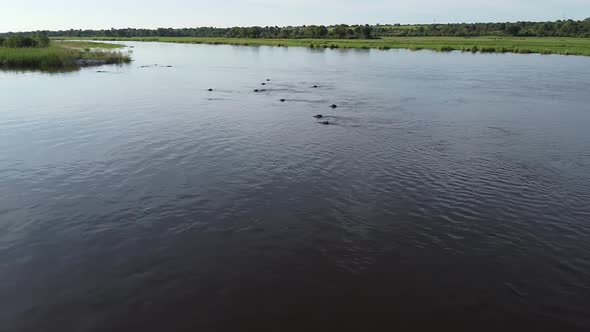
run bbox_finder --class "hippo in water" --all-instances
[254,89,260,92]
[320,121,330,125]
[313,114,323,119]
[266,79,271,81]
[208,88,213,91]
[330,104,338,109]
[313,85,318,88]
[261,83,266,85]
[280,99,286,102]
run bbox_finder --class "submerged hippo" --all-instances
[320,121,330,125]
[313,114,323,119]
[330,104,338,109]
[208,88,213,91]
[313,85,318,88]
[280,99,286,102]
[261,83,266,85]
[254,89,260,92]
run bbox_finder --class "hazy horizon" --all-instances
[2,0,589,33]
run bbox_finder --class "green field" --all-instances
[0,41,131,71]
[53,36,590,56]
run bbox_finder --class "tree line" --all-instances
[2,19,590,40]
[0,35,50,48]
[374,19,590,37]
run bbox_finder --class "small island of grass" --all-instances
[0,35,131,71]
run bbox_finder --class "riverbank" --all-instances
[53,36,590,56]
[0,41,131,71]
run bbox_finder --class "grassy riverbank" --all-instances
[53,36,590,56]
[0,41,131,71]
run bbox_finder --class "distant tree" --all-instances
[35,33,50,47]
[317,25,329,38]
[355,24,374,39]
[0,37,5,46]
[2,19,589,40]
[559,21,578,36]
[303,25,328,38]
[332,25,349,38]
[246,26,262,38]
[505,24,521,36]
[5,35,37,48]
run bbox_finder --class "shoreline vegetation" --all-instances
[54,36,590,56]
[0,38,131,71]
[10,19,590,39]
[2,19,589,65]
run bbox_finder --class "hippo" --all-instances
[321,121,330,125]
[313,114,323,119]
[280,99,286,102]
[313,85,318,88]
[254,89,260,92]
[266,79,271,81]
[261,83,266,85]
[208,88,213,91]
[330,104,338,109]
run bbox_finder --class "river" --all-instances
[1,42,589,331]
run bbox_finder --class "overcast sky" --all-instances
[2,0,589,32]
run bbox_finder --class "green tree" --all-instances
[354,24,374,39]
[331,24,350,39]
[35,33,50,47]
[5,35,37,48]
[316,25,329,38]
[559,21,578,36]
[505,24,521,36]
[303,25,328,38]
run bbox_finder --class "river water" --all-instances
[1,42,590,331]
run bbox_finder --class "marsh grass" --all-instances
[80,49,132,64]
[439,46,454,52]
[1,41,131,71]
[0,46,76,70]
[480,47,497,53]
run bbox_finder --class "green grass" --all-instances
[54,40,127,50]
[53,36,590,56]
[0,41,131,71]
[0,45,77,70]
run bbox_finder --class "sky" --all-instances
[1,0,589,32]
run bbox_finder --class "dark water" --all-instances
[1,42,590,331]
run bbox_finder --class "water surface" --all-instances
[1,42,590,331]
